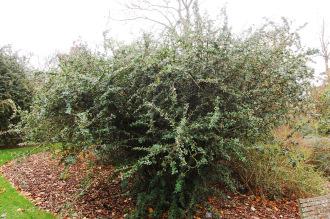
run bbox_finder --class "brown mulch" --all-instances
[0,152,302,219]
[198,194,300,219]
[0,152,133,219]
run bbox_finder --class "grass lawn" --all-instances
[0,146,55,219]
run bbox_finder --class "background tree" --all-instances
[320,19,330,83]
[114,0,226,39]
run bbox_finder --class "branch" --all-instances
[112,16,174,30]
[126,4,176,28]
[320,19,329,58]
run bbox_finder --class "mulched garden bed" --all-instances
[0,152,133,219]
[1,152,300,218]
[199,195,299,218]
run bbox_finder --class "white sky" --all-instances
[0,0,330,81]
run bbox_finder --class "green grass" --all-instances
[0,146,55,219]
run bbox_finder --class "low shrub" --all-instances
[305,136,330,177]
[314,84,330,135]
[317,117,330,135]
[237,143,327,199]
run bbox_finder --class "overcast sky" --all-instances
[0,0,329,81]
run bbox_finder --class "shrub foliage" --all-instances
[0,47,32,145]
[22,14,316,217]
[316,85,330,135]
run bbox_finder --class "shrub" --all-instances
[19,44,108,145]
[317,88,330,135]
[305,136,330,177]
[0,99,17,131]
[236,143,327,199]
[317,117,330,135]
[0,47,32,146]
[313,84,330,135]
[0,99,20,145]
[91,20,314,217]
[303,83,330,176]
[273,124,330,177]
[22,15,315,218]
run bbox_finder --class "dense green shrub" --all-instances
[0,47,32,146]
[22,16,315,218]
[0,99,16,131]
[94,21,314,217]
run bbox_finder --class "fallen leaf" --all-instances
[16,208,24,212]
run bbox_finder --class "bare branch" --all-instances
[111,16,173,30]
[147,2,181,12]
[320,18,330,83]
[116,0,200,37]
[126,3,175,28]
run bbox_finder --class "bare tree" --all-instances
[129,0,194,32]
[320,19,330,83]
[110,0,214,38]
